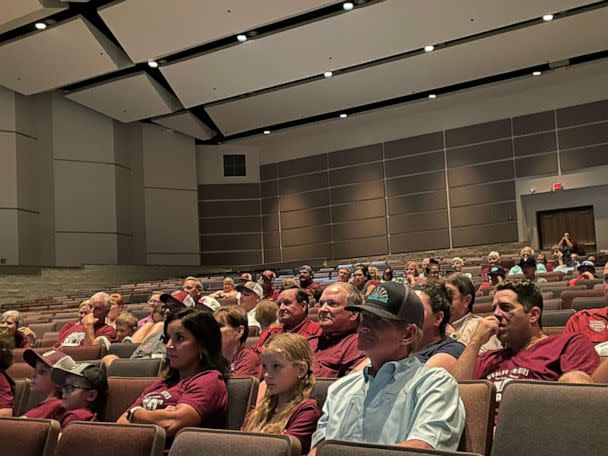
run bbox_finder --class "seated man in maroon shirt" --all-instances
[253,286,322,354]
[314,282,366,378]
[259,270,280,301]
[299,265,322,298]
[454,280,599,404]
[55,292,116,347]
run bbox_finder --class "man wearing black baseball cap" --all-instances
[310,282,464,453]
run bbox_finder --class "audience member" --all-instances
[537,252,553,272]
[0,310,35,348]
[310,282,464,452]
[299,265,322,297]
[55,292,116,348]
[118,308,228,440]
[426,259,441,283]
[453,281,600,403]
[419,257,431,278]
[451,257,472,278]
[253,287,322,354]
[568,260,596,287]
[243,333,321,453]
[336,267,352,283]
[478,265,507,294]
[240,272,253,284]
[183,276,204,303]
[115,311,138,342]
[368,266,381,282]
[313,283,366,378]
[236,281,264,329]
[564,262,608,344]
[445,273,502,352]
[404,261,424,287]
[213,306,262,379]
[0,335,14,417]
[209,277,238,302]
[414,283,465,373]
[21,349,76,419]
[381,267,393,283]
[138,293,162,327]
[482,251,502,276]
[106,293,125,329]
[554,251,579,274]
[558,232,581,254]
[255,300,279,331]
[516,257,547,283]
[508,247,547,276]
[51,362,108,427]
[259,270,280,301]
[352,264,376,297]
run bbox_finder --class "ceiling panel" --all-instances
[0,16,132,95]
[65,72,182,123]
[152,111,216,140]
[207,7,608,135]
[162,0,598,107]
[98,0,340,62]
[0,0,67,34]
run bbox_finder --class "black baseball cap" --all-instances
[518,257,537,269]
[488,265,506,277]
[345,281,424,328]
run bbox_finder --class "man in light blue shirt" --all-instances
[310,282,465,453]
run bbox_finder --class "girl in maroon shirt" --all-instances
[243,333,321,453]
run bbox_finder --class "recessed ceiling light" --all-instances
[34,22,47,30]
[323,71,333,78]
[542,14,554,21]
[147,60,159,69]
[236,34,247,42]
[343,2,354,10]
[428,94,437,99]
[424,45,435,52]
[532,71,542,76]
[263,130,271,135]
[339,113,348,119]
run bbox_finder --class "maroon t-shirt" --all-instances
[23,398,65,419]
[54,322,116,347]
[130,370,227,428]
[231,344,263,380]
[263,289,281,301]
[313,331,366,378]
[301,281,322,298]
[253,319,322,354]
[565,307,608,344]
[59,407,96,428]
[474,332,600,403]
[0,370,14,410]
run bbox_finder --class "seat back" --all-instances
[0,417,60,456]
[60,345,105,360]
[226,376,260,430]
[458,381,496,455]
[317,440,480,456]
[561,288,603,308]
[170,428,300,456]
[311,378,336,410]
[572,296,607,311]
[27,322,55,339]
[6,362,35,380]
[541,309,575,327]
[12,378,31,417]
[107,358,163,377]
[108,342,141,358]
[99,377,158,422]
[542,298,562,311]
[492,381,608,456]
[55,422,165,456]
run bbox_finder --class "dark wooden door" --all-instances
[537,205,596,252]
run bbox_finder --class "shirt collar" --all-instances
[362,355,418,382]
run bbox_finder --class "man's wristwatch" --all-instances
[127,406,143,423]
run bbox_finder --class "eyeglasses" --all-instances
[62,383,92,394]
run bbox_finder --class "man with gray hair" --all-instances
[55,291,116,347]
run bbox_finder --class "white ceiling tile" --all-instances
[65,72,182,123]
[206,7,608,135]
[152,111,216,140]
[98,0,340,62]
[0,16,132,95]
[0,0,67,34]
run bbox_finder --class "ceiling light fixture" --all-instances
[323,71,333,78]
[428,94,437,99]
[339,113,348,119]
[542,14,554,21]
[147,60,159,68]
[263,130,271,135]
[343,2,354,11]
[532,71,542,76]
[424,45,435,52]
[236,34,248,42]
[34,22,47,30]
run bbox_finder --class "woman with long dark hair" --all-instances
[117,308,229,438]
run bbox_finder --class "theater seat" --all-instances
[106,358,163,378]
[55,422,165,456]
[458,381,495,455]
[6,362,35,380]
[170,428,301,456]
[108,342,141,358]
[316,439,479,456]
[226,376,260,430]
[311,378,335,410]
[541,309,576,327]
[12,379,31,417]
[492,381,608,456]
[60,345,105,360]
[572,296,607,311]
[561,288,603,308]
[99,377,158,422]
[0,417,60,456]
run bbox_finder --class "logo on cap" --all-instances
[367,286,389,304]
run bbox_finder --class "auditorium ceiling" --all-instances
[1,0,607,143]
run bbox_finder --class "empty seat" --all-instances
[99,377,158,422]
[316,439,479,456]
[492,381,608,456]
[458,381,495,455]
[0,417,60,456]
[55,422,165,456]
[170,428,301,456]
[572,296,607,311]
[561,288,604,308]
[108,342,141,358]
[226,376,260,430]
[541,309,576,327]
[542,298,563,311]
[27,322,55,340]
[107,358,163,378]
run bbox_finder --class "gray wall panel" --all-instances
[202,251,263,266]
[449,180,515,207]
[513,131,557,157]
[450,201,517,227]
[199,199,260,217]
[558,121,608,150]
[279,189,329,212]
[201,216,261,234]
[515,153,558,177]
[282,243,333,262]
[261,180,278,197]
[279,171,328,194]
[560,144,608,172]
[261,196,278,214]
[445,119,511,148]
[446,139,513,167]
[263,248,281,263]
[452,222,518,247]
[331,198,386,223]
[389,209,448,234]
[387,190,447,215]
[280,207,330,230]
[201,233,261,252]
[260,163,277,181]
[391,229,450,253]
[328,144,382,168]
[384,150,444,178]
[512,110,555,136]
[333,236,388,259]
[556,99,608,128]
[199,183,260,199]
[332,217,387,240]
[277,153,327,178]
[384,132,444,159]
[281,224,332,247]
[329,161,383,187]
[386,171,446,197]
[330,180,385,204]
[262,214,279,232]
[448,160,514,188]
[263,231,281,249]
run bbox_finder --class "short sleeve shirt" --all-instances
[130,370,227,428]
[283,399,322,454]
[450,313,503,353]
[0,370,14,410]
[415,338,465,363]
[59,408,96,428]
[130,332,166,359]
[55,322,116,347]
[231,345,263,380]
[23,398,65,419]
[313,332,367,378]
[565,307,608,343]
[253,319,322,354]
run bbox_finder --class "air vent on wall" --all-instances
[223,154,246,177]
